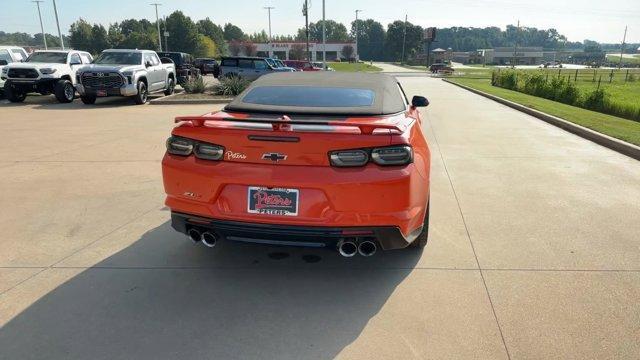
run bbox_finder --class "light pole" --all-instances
[355,9,363,62]
[51,0,64,49]
[619,26,627,69]
[32,1,47,50]
[322,0,326,69]
[264,6,275,42]
[401,14,407,64]
[151,3,163,52]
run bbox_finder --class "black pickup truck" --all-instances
[157,52,200,86]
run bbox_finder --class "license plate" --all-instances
[96,90,107,97]
[247,187,299,216]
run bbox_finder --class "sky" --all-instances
[1,0,638,44]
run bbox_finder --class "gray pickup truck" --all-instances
[75,49,176,105]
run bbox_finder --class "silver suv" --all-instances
[219,56,294,80]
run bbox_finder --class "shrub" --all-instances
[492,70,518,90]
[183,76,206,94]
[554,80,579,105]
[628,73,636,82]
[216,76,250,96]
[583,89,607,112]
[521,73,550,98]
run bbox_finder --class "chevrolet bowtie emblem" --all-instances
[262,153,287,162]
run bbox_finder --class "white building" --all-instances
[248,42,357,61]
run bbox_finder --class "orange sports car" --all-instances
[162,72,431,257]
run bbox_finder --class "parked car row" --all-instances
[2,48,176,104]
[2,47,337,104]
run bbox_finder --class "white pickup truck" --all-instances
[1,50,93,103]
[0,46,29,92]
[75,49,176,105]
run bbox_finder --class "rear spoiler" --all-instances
[174,115,409,135]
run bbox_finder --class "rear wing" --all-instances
[174,114,410,135]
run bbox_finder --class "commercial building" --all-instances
[236,42,357,61]
[483,47,543,65]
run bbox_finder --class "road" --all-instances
[1,79,639,359]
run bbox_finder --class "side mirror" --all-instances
[0,60,8,66]
[145,61,152,68]
[411,95,429,107]
[70,60,82,66]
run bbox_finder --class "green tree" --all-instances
[296,20,348,42]
[196,18,227,55]
[350,19,385,61]
[69,19,93,52]
[91,24,110,54]
[193,34,218,57]
[224,23,245,41]
[385,20,423,62]
[165,11,198,54]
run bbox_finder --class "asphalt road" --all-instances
[0,78,639,360]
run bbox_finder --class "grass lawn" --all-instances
[448,77,640,146]
[328,62,382,72]
[606,54,640,66]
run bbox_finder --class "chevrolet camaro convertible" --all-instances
[162,72,431,257]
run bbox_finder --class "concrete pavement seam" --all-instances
[427,117,513,360]
[443,79,640,161]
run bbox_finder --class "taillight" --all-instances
[329,150,369,167]
[329,146,413,167]
[371,146,413,166]
[194,142,224,160]
[166,136,225,160]
[166,136,193,156]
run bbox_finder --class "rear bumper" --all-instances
[162,153,430,248]
[171,211,423,250]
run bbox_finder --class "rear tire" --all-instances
[81,95,97,104]
[54,79,75,103]
[4,81,26,103]
[133,81,148,105]
[410,201,430,248]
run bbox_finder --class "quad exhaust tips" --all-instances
[201,232,218,248]
[338,238,378,257]
[187,229,218,248]
[338,240,358,257]
[188,228,202,243]
[357,240,377,257]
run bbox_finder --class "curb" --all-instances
[443,79,640,161]
[149,93,233,105]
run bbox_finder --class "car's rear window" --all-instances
[242,86,375,107]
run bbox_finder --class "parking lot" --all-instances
[1,75,639,359]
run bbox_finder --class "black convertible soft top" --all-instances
[224,72,408,116]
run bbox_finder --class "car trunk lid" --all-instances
[171,111,409,167]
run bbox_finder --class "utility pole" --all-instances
[619,26,627,69]
[512,20,519,68]
[51,0,64,49]
[264,6,275,42]
[355,9,363,62]
[32,1,47,50]
[163,16,169,51]
[151,3,162,52]
[322,0,326,68]
[303,0,310,61]
[401,14,408,64]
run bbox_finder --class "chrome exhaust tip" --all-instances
[338,239,358,257]
[357,240,377,257]
[187,228,201,243]
[201,232,218,248]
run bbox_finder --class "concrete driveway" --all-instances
[0,80,639,360]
